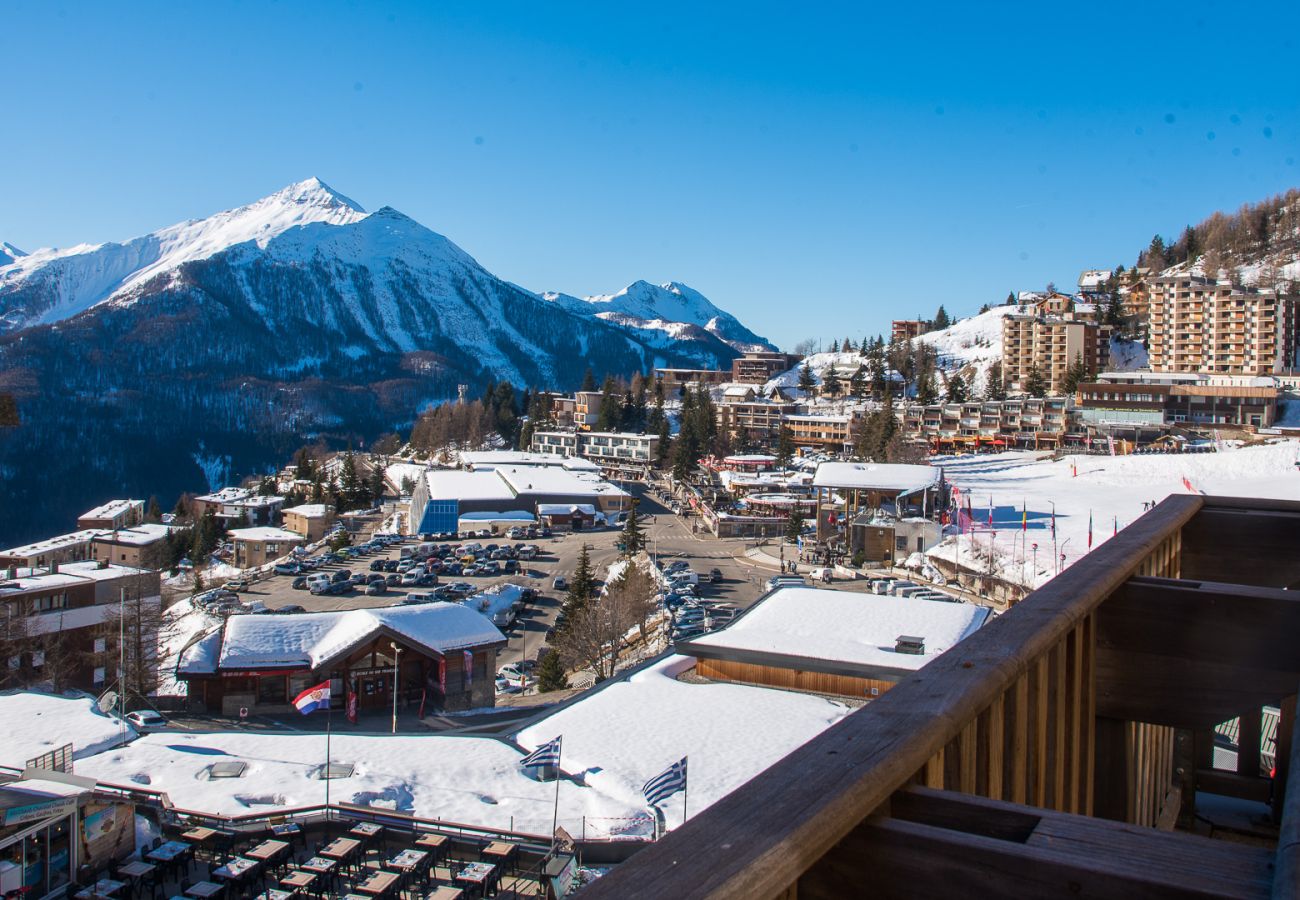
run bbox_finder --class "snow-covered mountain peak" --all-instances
[0,242,25,267]
[264,177,366,216]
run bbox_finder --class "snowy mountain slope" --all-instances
[542,279,772,351]
[0,242,25,267]
[0,178,367,332]
[0,179,761,545]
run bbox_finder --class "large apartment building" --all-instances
[530,430,659,476]
[0,561,162,692]
[731,351,802,384]
[782,412,860,453]
[1147,274,1298,375]
[1076,371,1279,430]
[716,398,797,447]
[891,320,926,344]
[1002,295,1112,394]
[900,398,1074,448]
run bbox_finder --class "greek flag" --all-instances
[519,736,562,769]
[642,757,688,806]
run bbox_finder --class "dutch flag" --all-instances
[293,682,331,715]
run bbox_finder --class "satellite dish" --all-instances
[98,691,119,715]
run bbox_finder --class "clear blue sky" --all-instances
[2,1,1297,347]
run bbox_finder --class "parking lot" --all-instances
[206,483,870,686]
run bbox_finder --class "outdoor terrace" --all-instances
[580,494,1300,899]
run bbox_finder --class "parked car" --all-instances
[365,582,387,596]
[553,576,568,591]
[709,568,724,583]
[401,571,420,586]
[273,563,301,576]
[276,605,306,614]
[369,560,386,572]
[224,579,251,592]
[124,710,167,732]
[331,569,353,584]
[291,576,309,590]
[497,663,528,682]
[385,573,402,587]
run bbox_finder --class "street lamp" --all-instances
[390,642,403,734]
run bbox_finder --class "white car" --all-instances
[497,663,527,682]
[124,710,166,731]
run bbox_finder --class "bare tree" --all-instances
[553,560,659,682]
[95,578,173,701]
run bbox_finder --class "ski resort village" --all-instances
[3,180,1300,898]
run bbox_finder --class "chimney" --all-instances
[50,561,58,574]
[895,635,925,655]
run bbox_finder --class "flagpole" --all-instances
[551,737,563,845]
[682,760,689,823]
[325,704,332,815]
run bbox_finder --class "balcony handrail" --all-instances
[579,494,1205,899]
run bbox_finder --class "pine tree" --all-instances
[1006,291,1016,305]
[775,424,795,467]
[946,373,968,404]
[828,339,839,353]
[1060,353,1089,395]
[797,362,817,397]
[785,509,805,544]
[985,361,1007,400]
[1024,364,1048,398]
[620,499,644,555]
[916,370,938,405]
[822,369,842,398]
[581,368,597,392]
[564,545,597,615]
[340,451,362,508]
[655,417,672,468]
[933,305,951,330]
[146,496,162,523]
[537,650,568,692]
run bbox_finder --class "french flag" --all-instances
[293,682,331,715]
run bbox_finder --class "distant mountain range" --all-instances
[0,178,771,545]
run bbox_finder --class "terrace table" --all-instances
[278,871,317,894]
[320,836,361,871]
[481,840,517,873]
[118,860,156,881]
[354,870,400,898]
[181,827,217,844]
[252,891,296,900]
[211,857,259,883]
[299,856,338,892]
[453,862,496,898]
[414,833,448,863]
[74,878,127,900]
[246,839,290,868]
[425,888,464,900]
[183,881,224,899]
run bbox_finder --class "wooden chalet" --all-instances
[177,603,506,717]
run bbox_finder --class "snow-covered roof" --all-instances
[425,470,520,503]
[208,603,504,672]
[195,487,254,503]
[495,466,628,499]
[457,510,535,522]
[458,451,569,469]
[813,462,941,494]
[56,560,152,582]
[228,526,304,543]
[537,503,597,516]
[0,691,134,765]
[0,569,88,595]
[91,523,178,545]
[283,504,331,518]
[688,586,990,671]
[79,499,143,521]
[516,655,852,832]
[1,530,99,558]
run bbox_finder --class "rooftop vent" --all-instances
[208,761,248,779]
[895,635,926,655]
[320,762,355,780]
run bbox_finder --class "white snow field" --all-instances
[0,691,134,762]
[11,656,850,837]
[931,440,1300,588]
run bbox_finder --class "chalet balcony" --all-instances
[581,495,1300,899]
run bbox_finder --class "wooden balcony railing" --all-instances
[580,494,1300,899]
